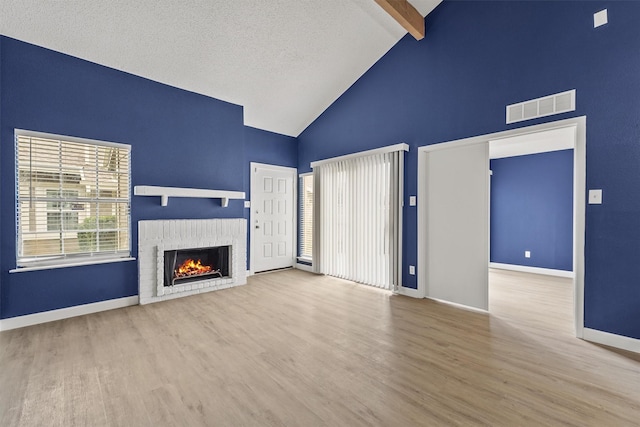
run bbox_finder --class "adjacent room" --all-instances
[1,1,639,425]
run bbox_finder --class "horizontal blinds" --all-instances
[16,133,131,266]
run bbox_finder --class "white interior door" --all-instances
[425,142,489,310]
[251,163,296,273]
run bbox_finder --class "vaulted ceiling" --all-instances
[0,0,441,136]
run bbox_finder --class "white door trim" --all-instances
[417,116,586,338]
[249,162,297,275]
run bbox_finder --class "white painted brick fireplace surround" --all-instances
[138,218,247,304]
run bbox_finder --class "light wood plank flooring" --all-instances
[1,269,639,426]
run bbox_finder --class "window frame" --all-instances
[14,129,132,270]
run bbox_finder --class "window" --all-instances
[15,130,131,268]
[299,173,313,259]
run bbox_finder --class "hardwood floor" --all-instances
[1,269,639,426]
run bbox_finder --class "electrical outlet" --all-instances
[409,265,415,275]
[409,196,417,206]
[525,251,531,258]
[244,201,251,208]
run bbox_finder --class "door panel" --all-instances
[425,142,489,310]
[252,164,295,273]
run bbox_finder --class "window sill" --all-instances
[297,256,312,263]
[10,257,136,273]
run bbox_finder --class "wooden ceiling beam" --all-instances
[374,0,425,40]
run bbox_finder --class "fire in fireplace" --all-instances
[164,245,230,287]
[175,258,213,277]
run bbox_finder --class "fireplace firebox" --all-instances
[164,246,230,287]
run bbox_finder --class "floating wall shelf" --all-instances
[134,185,245,207]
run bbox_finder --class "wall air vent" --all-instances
[506,90,576,124]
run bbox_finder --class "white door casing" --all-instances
[417,116,586,338]
[250,163,296,273]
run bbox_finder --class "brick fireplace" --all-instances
[138,218,246,304]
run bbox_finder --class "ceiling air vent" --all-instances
[506,90,576,124]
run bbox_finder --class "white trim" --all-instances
[310,143,409,168]
[573,117,587,338]
[299,171,313,177]
[489,263,574,278]
[15,128,130,149]
[250,162,298,173]
[398,286,421,298]
[583,328,640,354]
[246,270,254,277]
[426,296,489,314]
[10,256,136,273]
[295,262,314,273]
[417,116,586,338]
[250,163,297,274]
[0,296,139,331]
[397,149,405,291]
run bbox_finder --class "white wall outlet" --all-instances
[588,189,603,204]
[409,265,415,275]
[244,200,251,208]
[409,196,417,206]
[525,251,531,258]
[594,9,608,28]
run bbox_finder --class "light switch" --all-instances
[409,265,415,275]
[594,9,608,28]
[589,189,603,204]
[525,251,531,258]
[244,201,251,208]
[409,196,417,206]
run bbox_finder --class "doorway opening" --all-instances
[417,116,586,338]
[488,126,576,333]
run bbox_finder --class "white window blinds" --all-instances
[312,144,406,290]
[15,130,131,267]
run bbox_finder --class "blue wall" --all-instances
[490,150,573,271]
[0,36,249,318]
[298,1,640,339]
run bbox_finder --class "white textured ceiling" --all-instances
[0,0,441,136]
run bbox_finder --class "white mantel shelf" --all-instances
[134,185,245,207]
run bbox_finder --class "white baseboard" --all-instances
[0,296,139,331]
[583,328,640,353]
[295,262,314,273]
[490,262,574,278]
[246,269,254,277]
[398,286,422,298]
[426,296,489,314]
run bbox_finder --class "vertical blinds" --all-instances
[15,132,131,267]
[312,148,403,290]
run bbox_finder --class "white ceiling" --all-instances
[489,126,576,159]
[0,0,441,137]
